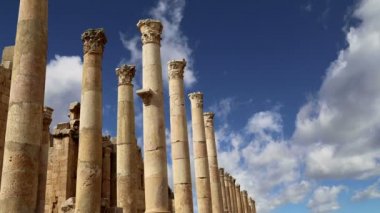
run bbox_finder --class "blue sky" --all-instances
[1,0,380,212]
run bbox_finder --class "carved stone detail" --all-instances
[168,59,186,80]
[136,89,153,106]
[188,92,203,108]
[43,107,53,128]
[203,112,215,128]
[137,19,163,45]
[81,28,108,55]
[116,64,136,85]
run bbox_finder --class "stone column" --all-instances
[168,59,193,213]
[136,19,169,213]
[116,64,137,212]
[249,198,256,213]
[102,138,112,204]
[189,92,212,213]
[224,173,232,213]
[241,191,249,213]
[219,169,228,212]
[36,107,53,213]
[75,28,107,213]
[231,178,238,213]
[235,184,243,213]
[0,0,48,211]
[228,176,236,213]
[204,112,223,213]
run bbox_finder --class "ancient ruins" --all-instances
[0,0,257,212]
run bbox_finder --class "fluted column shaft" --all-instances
[219,169,228,212]
[189,92,212,213]
[0,0,48,211]
[75,29,107,213]
[224,174,232,213]
[235,185,243,213]
[36,107,53,213]
[204,112,223,213]
[231,178,238,213]
[249,198,256,213]
[136,19,169,213]
[102,143,112,202]
[116,65,137,213]
[241,191,249,213]
[228,176,236,212]
[168,60,193,213]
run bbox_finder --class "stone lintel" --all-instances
[116,64,136,85]
[81,28,107,55]
[137,19,163,45]
[136,88,153,106]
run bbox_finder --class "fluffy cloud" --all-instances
[121,0,196,88]
[352,179,380,201]
[45,55,82,128]
[293,0,380,179]
[308,185,346,213]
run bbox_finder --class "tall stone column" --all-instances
[235,184,243,213]
[189,92,212,213]
[168,59,193,213]
[219,169,228,212]
[228,176,236,213]
[203,112,223,213]
[241,191,249,213]
[224,173,232,213]
[0,0,48,211]
[102,138,112,203]
[75,28,107,213]
[136,19,169,213]
[231,178,238,213]
[116,64,137,213]
[36,107,53,213]
[249,198,256,213]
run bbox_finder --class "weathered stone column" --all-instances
[231,178,238,213]
[204,112,223,213]
[241,191,249,213]
[136,19,169,213]
[116,64,137,213]
[219,169,228,212]
[224,173,232,213]
[75,28,107,213]
[249,198,256,213]
[0,0,48,211]
[228,175,236,213]
[235,184,243,213]
[102,138,112,204]
[36,107,53,213]
[168,59,193,213]
[189,92,212,213]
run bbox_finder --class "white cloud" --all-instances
[45,55,82,128]
[352,179,380,201]
[308,185,346,213]
[120,0,196,88]
[293,0,380,179]
[208,98,234,121]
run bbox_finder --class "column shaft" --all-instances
[235,185,242,213]
[168,60,193,213]
[224,174,232,213]
[228,176,236,212]
[136,19,169,213]
[204,112,223,213]
[0,0,48,211]
[219,169,228,212]
[102,141,112,203]
[75,29,107,213]
[241,191,249,213]
[189,92,212,213]
[231,179,238,213]
[116,65,137,213]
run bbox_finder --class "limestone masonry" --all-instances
[0,1,257,213]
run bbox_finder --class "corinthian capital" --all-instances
[188,92,203,108]
[203,112,215,127]
[116,64,136,85]
[81,28,107,55]
[168,59,186,80]
[137,19,163,45]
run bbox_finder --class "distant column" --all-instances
[36,107,53,213]
[75,28,107,213]
[249,198,256,213]
[136,19,169,213]
[102,138,112,203]
[231,178,238,213]
[116,64,137,213]
[224,173,232,213]
[219,169,228,212]
[168,59,194,213]
[235,184,243,213]
[189,92,212,213]
[228,176,236,212]
[0,0,48,211]
[241,191,249,213]
[204,112,223,213]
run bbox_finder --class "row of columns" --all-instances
[0,0,258,211]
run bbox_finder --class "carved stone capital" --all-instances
[43,107,53,128]
[203,112,215,127]
[136,89,153,106]
[137,19,163,45]
[188,92,203,108]
[81,28,107,55]
[116,64,136,85]
[168,59,186,80]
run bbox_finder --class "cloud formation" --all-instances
[308,185,347,213]
[352,179,380,201]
